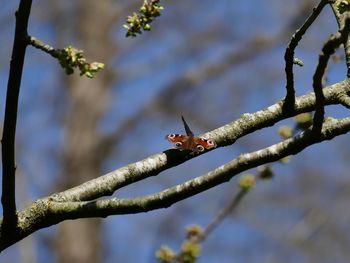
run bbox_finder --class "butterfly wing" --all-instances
[181,116,194,136]
[165,134,190,150]
[165,134,188,143]
[193,137,217,152]
[165,133,216,153]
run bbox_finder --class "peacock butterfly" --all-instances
[165,116,216,153]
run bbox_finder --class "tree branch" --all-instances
[0,115,347,251]
[312,16,350,133]
[0,79,349,251]
[283,0,330,112]
[1,0,349,255]
[330,0,350,76]
[49,80,349,203]
[337,90,350,108]
[27,36,60,58]
[53,117,350,218]
[1,0,33,243]
[198,188,248,242]
[27,36,105,78]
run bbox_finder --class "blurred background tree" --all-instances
[1,0,350,262]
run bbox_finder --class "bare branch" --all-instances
[330,0,350,75]
[0,115,345,252]
[27,36,60,57]
[51,117,350,216]
[48,80,350,203]
[312,16,350,133]
[1,0,33,242]
[198,188,248,242]
[283,0,330,112]
[337,90,350,108]
[0,81,349,251]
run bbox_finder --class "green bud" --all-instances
[155,245,175,263]
[294,112,312,130]
[186,225,203,240]
[238,174,255,191]
[140,5,147,14]
[258,166,274,180]
[181,241,201,261]
[278,126,293,139]
[279,156,290,163]
[293,57,304,67]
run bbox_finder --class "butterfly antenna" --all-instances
[181,115,194,136]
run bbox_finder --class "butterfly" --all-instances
[165,116,216,153]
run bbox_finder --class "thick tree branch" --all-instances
[312,16,350,133]
[337,90,350,108]
[51,117,350,218]
[1,0,33,242]
[1,115,348,251]
[283,0,330,112]
[49,80,349,203]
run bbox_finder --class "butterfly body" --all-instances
[165,116,216,153]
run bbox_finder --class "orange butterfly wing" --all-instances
[193,137,217,151]
[165,134,188,143]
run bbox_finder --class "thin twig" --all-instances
[330,0,350,76]
[283,0,330,112]
[312,16,350,133]
[1,0,33,241]
[197,189,248,243]
[27,36,60,58]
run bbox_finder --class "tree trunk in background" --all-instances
[55,1,116,262]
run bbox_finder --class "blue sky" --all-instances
[1,1,350,262]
